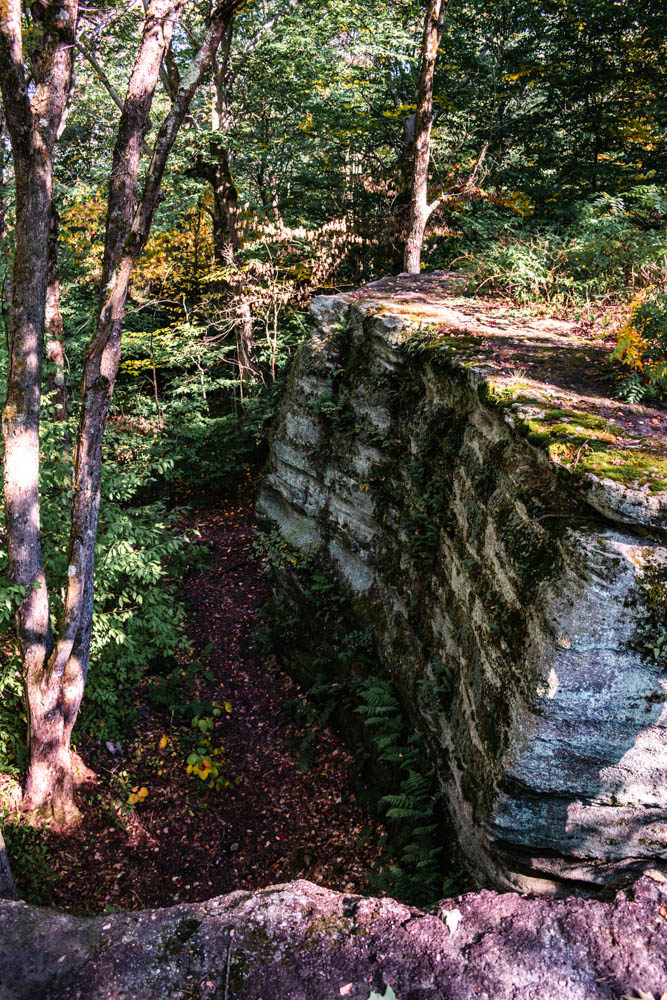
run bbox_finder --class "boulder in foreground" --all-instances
[1,876,667,999]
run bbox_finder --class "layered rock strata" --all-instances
[257,272,667,892]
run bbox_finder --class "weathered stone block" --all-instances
[257,272,667,892]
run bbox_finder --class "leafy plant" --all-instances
[0,811,56,905]
[356,675,447,907]
[184,704,237,792]
[614,290,667,402]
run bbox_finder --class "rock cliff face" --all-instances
[257,272,667,893]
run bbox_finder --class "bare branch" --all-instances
[74,41,124,114]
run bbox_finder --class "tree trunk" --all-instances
[0,108,11,348]
[403,0,449,274]
[212,37,256,383]
[32,0,242,821]
[0,0,79,824]
[210,146,256,385]
[257,161,281,222]
[193,22,257,384]
[22,0,187,822]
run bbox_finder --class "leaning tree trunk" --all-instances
[34,0,243,821]
[0,0,79,824]
[403,0,449,274]
[22,0,188,822]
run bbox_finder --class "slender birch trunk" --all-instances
[403,0,449,274]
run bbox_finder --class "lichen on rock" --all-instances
[2,876,667,998]
[257,271,667,894]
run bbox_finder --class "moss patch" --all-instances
[504,400,667,494]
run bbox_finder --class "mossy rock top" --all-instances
[331,271,667,524]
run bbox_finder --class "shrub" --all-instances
[0,415,194,772]
[614,291,667,402]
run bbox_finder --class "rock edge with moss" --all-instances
[257,272,667,893]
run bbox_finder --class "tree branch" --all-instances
[74,41,153,155]
[427,140,489,219]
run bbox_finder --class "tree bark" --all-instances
[0,0,79,824]
[193,3,301,385]
[32,0,242,821]
[403,0,449,274]
[205,24,256,385]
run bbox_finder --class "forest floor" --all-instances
[6,478,387,913]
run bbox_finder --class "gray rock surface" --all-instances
[257,272,667,892]
[1,876,667,999]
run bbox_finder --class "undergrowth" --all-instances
[256,530,465,908]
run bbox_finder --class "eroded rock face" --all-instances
[1,876,667,999]
[257,273,667,892]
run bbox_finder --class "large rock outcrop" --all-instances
[257,272,667,893]
[1,875,667,999]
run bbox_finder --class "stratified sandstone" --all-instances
[257,272,667,892]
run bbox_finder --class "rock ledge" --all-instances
[1,876,667,999]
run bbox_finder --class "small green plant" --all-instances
[614,291,667,403]
[254,528,319,574]
[106,768,137,825]
[286,675,342,771]
[0,810,56,905]
[185,704,237,792]
[314,389,357,435]
[356,675,447,907]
